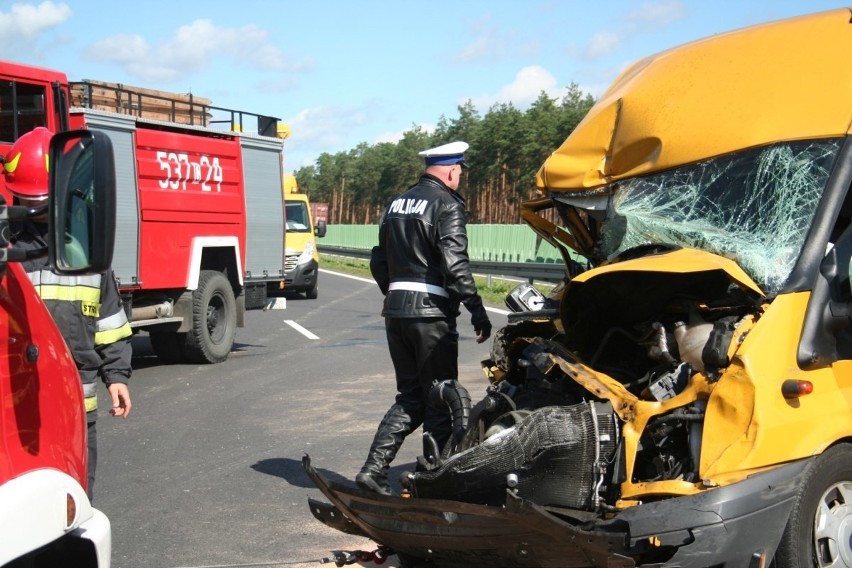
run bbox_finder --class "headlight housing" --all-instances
[298,239,315,265]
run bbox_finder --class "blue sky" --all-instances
[0,1,843,171]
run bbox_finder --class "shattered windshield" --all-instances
[599,139,842,296]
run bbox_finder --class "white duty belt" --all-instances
[388,281,449,298]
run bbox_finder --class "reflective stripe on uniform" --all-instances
[96,309,129,332]
[83,382,97,399]
[84,395,98,413]
[27,272,101,287]
[388,281,450,298]
[32,284,101,306]
[95,321,132,345]
[95,309,132,345]
[28,272,102,309]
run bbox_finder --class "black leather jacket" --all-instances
[370,174,485,318]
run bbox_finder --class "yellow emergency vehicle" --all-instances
[282,175,326,299]
[307,8,852,566]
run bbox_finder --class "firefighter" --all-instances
[358,141,491,495]
[2,126,133,500]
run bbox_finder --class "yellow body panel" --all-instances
[571,247,764,296]
[702,292,852,478]
[536,8,852,192]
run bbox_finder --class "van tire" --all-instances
[183,270,237,364]
[305,278,318,300]
[150,331,186,364]
[774,444,852,567]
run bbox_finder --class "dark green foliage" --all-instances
[295,85,596,225]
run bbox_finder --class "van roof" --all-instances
[536,8,852,193]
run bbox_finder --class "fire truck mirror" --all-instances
[48,129,117,275]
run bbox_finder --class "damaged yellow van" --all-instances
[306,8,852,567]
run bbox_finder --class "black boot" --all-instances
[356,405,416,495]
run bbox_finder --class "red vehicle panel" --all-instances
[0,263,86,486]
[134,128,247,289]
[0,60,69,201]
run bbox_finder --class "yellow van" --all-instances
[282,175,326,299]
[307,8,852,567]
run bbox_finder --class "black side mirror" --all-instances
[48,130,116,274]
[315,219,327,238]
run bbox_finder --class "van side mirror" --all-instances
[315,219,327,238]
[48,130,116,274]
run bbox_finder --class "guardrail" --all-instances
[318,245,567,283]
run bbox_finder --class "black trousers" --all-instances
[385,316,458,450]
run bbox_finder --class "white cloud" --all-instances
[280,103,381,169]
[581,0,686,61]
[373,123,435,145]
[0,1,72,55]
[373,129,408,145]
[627,0,686,29]
[453,14,538,64]
[84,19,313,84]
[258,76,302,94]
[584,30,623,59]
[466,65,565,110]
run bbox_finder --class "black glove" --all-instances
[470,304,492,341]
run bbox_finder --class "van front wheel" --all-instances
[775,444,852,567]
[305,277,318,300]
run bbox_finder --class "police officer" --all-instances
[3,127,133,500]
[357,141,492,495]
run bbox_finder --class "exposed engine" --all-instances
[406,265,763,515]
[411,402,618,510]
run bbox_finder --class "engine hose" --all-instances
[429,379,472,446]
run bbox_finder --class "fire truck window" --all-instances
[0,81,48,144]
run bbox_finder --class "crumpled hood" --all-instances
[536,8,852,193]
[570,247,763,296]
[559,248,764,355]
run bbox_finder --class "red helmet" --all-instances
[3,126,52,200]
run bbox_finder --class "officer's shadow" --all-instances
[252,456,414,494]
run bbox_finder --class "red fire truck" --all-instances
[1,129,115,566]
[1,59,286,364]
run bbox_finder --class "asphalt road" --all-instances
[95,269,509,568]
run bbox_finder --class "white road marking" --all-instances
[286,319,319,340]
[319,268,511,315]
[320,268,374,284]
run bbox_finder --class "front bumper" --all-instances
[0,468,111,567]
[305,455,812,567]
[283,258,318,292]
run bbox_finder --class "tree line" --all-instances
[293,84,596,225]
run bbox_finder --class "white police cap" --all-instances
[418,141,469,168]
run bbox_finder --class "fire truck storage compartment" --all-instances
[72,109,140,288]
[240,132,286,308]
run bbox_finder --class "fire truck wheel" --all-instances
[183,270,237,364]
[774,444,852,567]
[149,331,186,364]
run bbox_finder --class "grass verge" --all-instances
[320,253,553,308]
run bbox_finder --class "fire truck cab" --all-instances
[1,129,116,567]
